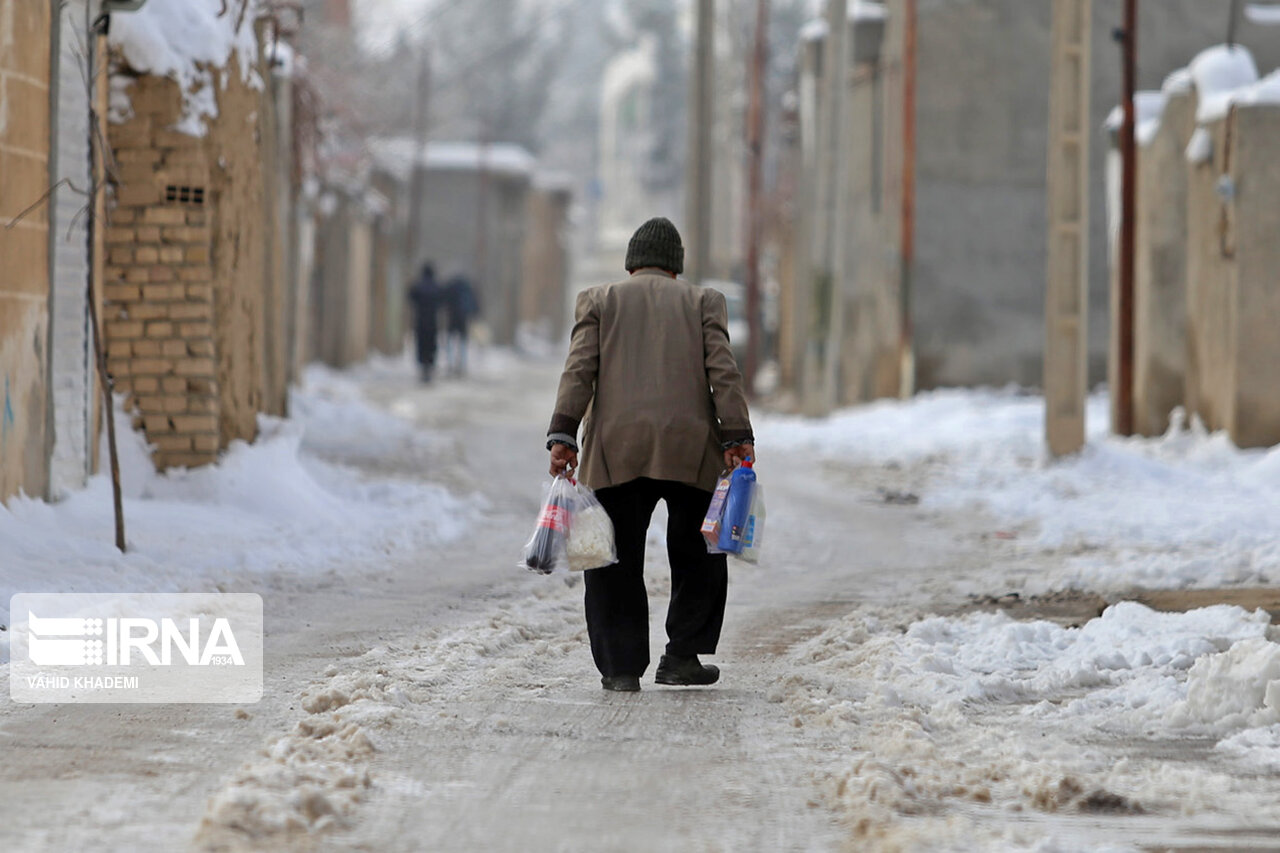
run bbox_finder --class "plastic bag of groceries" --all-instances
[566,481,617,571]
[701,468,765,564]
[521,474,574,574]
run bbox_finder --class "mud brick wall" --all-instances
[0,0,53,501]
[103,74,221,470]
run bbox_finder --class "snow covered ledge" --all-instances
[108,0,264,137]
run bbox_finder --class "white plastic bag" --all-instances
[566,481,617,571]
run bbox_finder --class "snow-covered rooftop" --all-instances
[369,137,537,181]
[108,0,264,136]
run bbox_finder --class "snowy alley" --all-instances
[3,349,1280,852]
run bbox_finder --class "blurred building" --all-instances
[781,0,1280,410]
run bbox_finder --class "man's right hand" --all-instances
[724,443,755,470]
[550,443,579,478]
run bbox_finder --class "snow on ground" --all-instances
[783,600,1280,849]
[0,364,483,662]
[759,388,1280,846]
[759,388,1280,591]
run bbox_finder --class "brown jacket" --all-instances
[548,271,753,493]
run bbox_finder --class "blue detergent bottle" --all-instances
[716,458,756,553]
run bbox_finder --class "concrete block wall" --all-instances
[1110,90,1196,438]
[1126,97,1280,449]
[1224,106,1280,448]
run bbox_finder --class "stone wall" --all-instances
[0,0,53,501]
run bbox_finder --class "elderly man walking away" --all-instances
[545,217,755,693]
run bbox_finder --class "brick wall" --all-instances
[103,74,220,470]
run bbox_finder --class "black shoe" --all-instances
[601,675,641,692]
[654,654,719,686]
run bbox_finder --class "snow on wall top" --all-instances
[1189,44,1260,123]
[800,2,888,42]
[1103,90,1169,147]
[108,0,263,137]
[369,138,537,181]
[1246,3,1280,24]
[425,143,536,178]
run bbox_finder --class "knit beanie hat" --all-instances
[625,217,684,275]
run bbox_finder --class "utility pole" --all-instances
[685,0,715,287]
[899,0,917,399]
[743,0,769,395]
[1227,0,1243,45]
[406,50,431,274]
[805,0,847,416]
[1044,0,1092,456]
[1115,0,1137,436]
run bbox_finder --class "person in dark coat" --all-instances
[545,217,755,693]
[408,263,440,382]
[442,273,478,377]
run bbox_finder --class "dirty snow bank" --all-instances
[782,600,1280,848]
[758,389,1280,590]
[108,0,264,135]
[0,365,483,661]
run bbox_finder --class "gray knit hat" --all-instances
[625,217,684,275]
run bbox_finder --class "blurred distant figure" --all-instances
[442,273,479,377]
[408,263,440,382]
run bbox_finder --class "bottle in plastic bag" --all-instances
[522,475,573,574]
[700,470,734,549]
[717,458,756,554]
[737,483,765,564]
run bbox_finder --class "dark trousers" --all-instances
[586,478,729,678]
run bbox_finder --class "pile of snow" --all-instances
[1189,44,1261,123]
[784,600,1280,841]
[758,389,1280,590]
[109,0,264,135]
[0,366,482,662]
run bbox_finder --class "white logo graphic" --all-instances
[27,613,106,666]
[27,611,244,667]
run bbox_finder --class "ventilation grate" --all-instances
[165,185,206,205]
